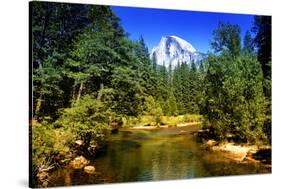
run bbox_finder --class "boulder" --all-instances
[75,140,83,146]
[206,139,218,147]
[212,143,251,162]
[197,129,210,139]
[70,156,89,169]
[84,165,96,174]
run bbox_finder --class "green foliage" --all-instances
[31,2,96,118]
[252,16,272,79]
[161,114,202,126]
[121,114,202,128]
[200,21,271,143]
[151,53,158,71]
[32,2,128,119]
[31,1,92,68]
[33,54,64,119]
[32,120,73,172]
[170,61,202,115]
[252,16,271,143]
[57,95,111,148]
[111,66,144,116]
[121,116,142,128]
[243,30,255,54]
[211,22,241,56]
[143,96,163,125]
[203,49,267,143]
[183,114,203,123]
[166,93,178,116]
[32,121,55,169]
[121,116,157,127]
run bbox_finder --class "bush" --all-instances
[57,95,111,152]
[143,96,163,125]
[121,116,141,127]
[31,119,73,186]
[161,114,202,126]
[183,114,203,122]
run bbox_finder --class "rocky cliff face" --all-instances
[150,35,205,68]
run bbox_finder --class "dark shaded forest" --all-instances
[30,2,271,187]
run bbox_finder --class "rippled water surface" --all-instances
[49,125,270,187]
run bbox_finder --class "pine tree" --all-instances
[188,61,200,113]
[252,16,272,80]
[252,16,272,143]
[172,62,184,114]
[243,30,255,54]
[211,22,241,56]
[167,92,178,116]
[151,53,158,71]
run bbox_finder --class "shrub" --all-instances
[31,119,73,186]
[143,96,163,125]
[57,95,111,152]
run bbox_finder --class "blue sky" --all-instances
[111,6,255,53]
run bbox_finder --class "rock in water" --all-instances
[70,156,89,169]
[84,165,96,174]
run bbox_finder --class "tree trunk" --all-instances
[72,85,76,104]
[76,82,84,101]
[34,93,43,118]
[97,83,104,101]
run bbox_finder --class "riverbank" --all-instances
[129,121,201,130]
[202,139,271,168]
[122,114,202,128]
[130,123,271,168]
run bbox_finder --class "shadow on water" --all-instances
[48,125,271,187]
[253,148,272,165]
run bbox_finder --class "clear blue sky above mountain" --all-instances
[111,6,255,53]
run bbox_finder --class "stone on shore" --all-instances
[70,156,89,169]
[84,165,96,174]
[75,140,83,146]
[206,139,218,147]
[211,143,256,162]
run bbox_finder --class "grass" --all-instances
[122,114,202,128]
[161,114,202,126]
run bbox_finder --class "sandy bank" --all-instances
[204,140,271,167]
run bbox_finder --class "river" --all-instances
[49,124,270,187]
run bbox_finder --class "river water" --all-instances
[49,125,270,187]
